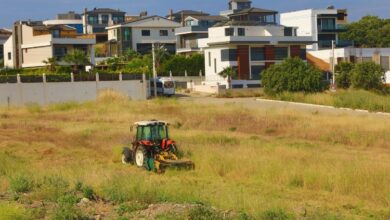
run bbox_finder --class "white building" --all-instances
[0,29,12,62]
[280,7,350,51]
[106,16,181,56]
[6,21,96,69]
[198,1,313,88]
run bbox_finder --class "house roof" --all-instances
[0,29,12,35]
[107,15,181,29]
[188,15,228,21]
[168,10,209,17]
[229,7,278,16]
[31,24,76,31]
[86,8,125,14]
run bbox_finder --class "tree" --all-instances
[218,66,237,89]
[64,49,90,73]
[335,62,354,89]
[262,57,324,94]
[351,61,384,90]
[340,16,390,47]
[0,59,4,69]
[42,57,58,72]
[121,49,139,62]
[153,44,170,71]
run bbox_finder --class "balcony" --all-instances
[175,26,209,35]
[318,40,354,48]
[318,24,347,32]
[177,40,200,54]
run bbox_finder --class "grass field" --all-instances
[0,91,390,219]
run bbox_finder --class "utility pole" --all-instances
[152,42,157,97]
[331,40,336,90]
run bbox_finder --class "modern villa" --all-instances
[106,16,181,56]
[4,21,96,69]
[0,29,12,61]
[198,0,313,88]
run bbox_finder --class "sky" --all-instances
[1,0,389,28]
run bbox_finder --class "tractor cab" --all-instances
[134,120,169,142]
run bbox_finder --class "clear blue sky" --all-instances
[1,0,389,28]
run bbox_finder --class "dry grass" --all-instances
[0,91,390,219]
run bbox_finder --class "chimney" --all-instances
[169,9,174,20]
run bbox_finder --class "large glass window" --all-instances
[101,15,109,24]
[160,30,168,36]
[225,28,234,36]
[112,15,124,24]
[251,66,265,80]
[251,47,265,61]
[221,49,237,61]
[319,18,336,30]
[52,30,60,38]
[54,47,67,60]
[275,47,288,60]
[124,28,130,41]
[88,16,98,25]
[238,28,245,36]
[300,49,307,60]
[142,30,150,36]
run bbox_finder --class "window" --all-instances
[225,28,234,36]
[124,28,130,41]
[319,18,336,30]
[251,65,265,80]
[8,52,11,60]
[93,27,106,33]
[54,47,67,60]
[251,47,265,61]
[160,30,168,36]
[112,15,124,24]
[238,28,245,36]
[88,16,98,25]
[208,52,211,67]
[136,43,152,54]
[381,56,389,71]
[284,27,293,36]
[142,30,150,36]
[300,49,307,60]
[101,15,109,24]
[275,47,288,60]
[52,30,60,38]
[221,49,237,61]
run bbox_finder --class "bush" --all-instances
[261,208,295,220]
[188,206,223,220]
[82,186,95,200]
[351,61,384,90]
[335,62,354,89]
[262,57,324,94]
[9,175,33,193]
[161,54,205,76]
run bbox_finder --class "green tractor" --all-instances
[122,120,194,172]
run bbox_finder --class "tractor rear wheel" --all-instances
[134,146,148,168]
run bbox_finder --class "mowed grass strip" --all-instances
[0,91,389,219]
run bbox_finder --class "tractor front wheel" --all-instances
[134,146,148,168]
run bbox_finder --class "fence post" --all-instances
[17,74,21,83]
[119,72,123,81]
[42,73,46,83]
[169,70,173,78]
[142,73,148,99]
[199,70,203,79]
[70,72,74,82]
[42,73,47,105]
[185,70,188,78]
[96,72,99,82]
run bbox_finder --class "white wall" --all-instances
[208,25,285,38]
[0,80,147,106]
[3,36,13,68]
[22,46,53,68]
[131,27,177,49]
[385,71,390,84]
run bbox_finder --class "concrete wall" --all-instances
[0,79,148,106]
[3,36,13,68]
[22,46,52,68]
[386,71,390,85]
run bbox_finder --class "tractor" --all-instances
[122,120,194,172]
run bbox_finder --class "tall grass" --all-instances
[0,91,389,218]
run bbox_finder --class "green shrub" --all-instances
[351,61,384,90]
[262,57,324,94]
[82,186,95,200]
[188,206,223,220]
[9,174,33,193]
[261,208,295,220]
[51,203,87,220]
[335,62,354,89]
[36,175,70,202]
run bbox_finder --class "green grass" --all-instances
[267,89,390,113]
[0,202,27,220]
[0,91,390,218]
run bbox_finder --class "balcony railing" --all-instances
[318,24,347,32]
[176,26,209,34]
[318,40,354,48]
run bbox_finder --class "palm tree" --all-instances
[218,66,237,89]
[153,44,169,70]
[42,57,58,72]
[64,49,90,73]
